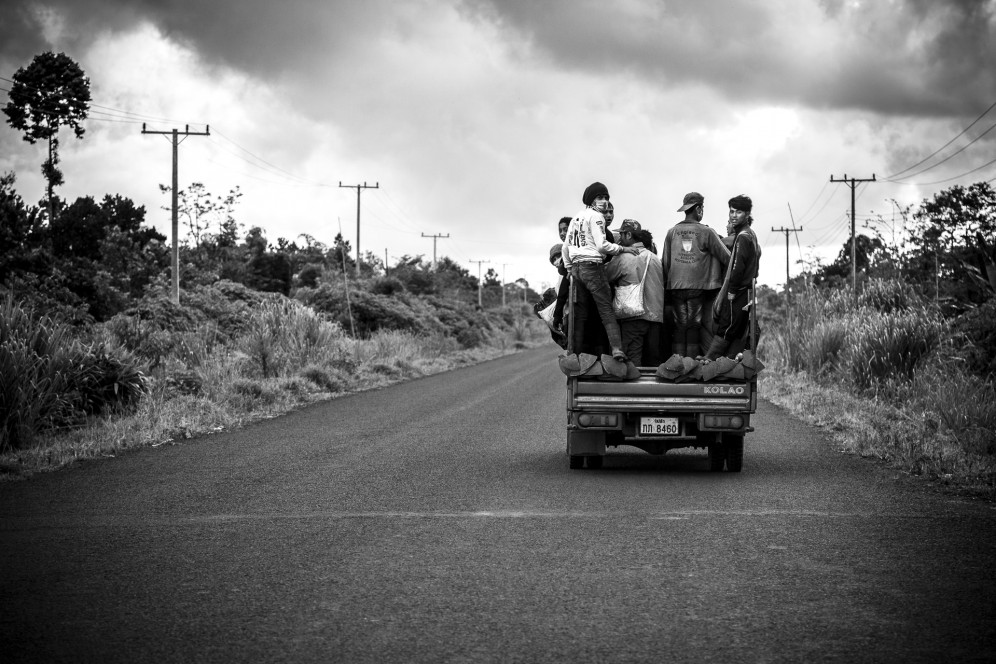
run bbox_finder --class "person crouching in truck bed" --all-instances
[704,194,762,360]
[562,182,639,363]
[551,216,572,335]
[604,219,666,367]
[663,192,731,358]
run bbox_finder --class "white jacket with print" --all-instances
[561,206,623,269]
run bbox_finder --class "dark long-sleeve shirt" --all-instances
[725,226,761,290]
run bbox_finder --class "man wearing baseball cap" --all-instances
[662,192,731,358]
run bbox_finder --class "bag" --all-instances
[612,252,651,318]
[536,300,557,328]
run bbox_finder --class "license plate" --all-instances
[639,417,679,436]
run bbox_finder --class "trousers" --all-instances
[571,261,623,354]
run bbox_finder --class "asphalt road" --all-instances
[2,345,995,663]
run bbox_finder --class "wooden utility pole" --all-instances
[771,225,803,305]
[142,123,210,304]
[421,232,450,270]
[830,173,876,306]
[338,181,379,278]
[501,263,513,307]
[469,259,490,308]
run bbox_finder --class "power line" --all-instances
[883,155,996,187]
[885,97,996,180]
[884,119,996,183]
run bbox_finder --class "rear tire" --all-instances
[586,455,603,470]
[708,445,726,472]
[725,434,744,472]
[569,455,584,470]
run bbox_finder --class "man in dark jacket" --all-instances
[662,192,731,357]
[704,194,761,360]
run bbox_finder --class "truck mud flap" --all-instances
[567,430,606,456]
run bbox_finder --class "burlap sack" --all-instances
[600,354,629,379]
[558,353,581,376]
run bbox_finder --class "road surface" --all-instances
[2,345,994,662]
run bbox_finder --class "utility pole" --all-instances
[771,224,803,305]
[501,263,513,307]
[469,259,490,308]
[421,232,450,270]
[142,123,210,304]
[830,173,876,306]
[339,181,379,278]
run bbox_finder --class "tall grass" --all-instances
[761,279,994,497]
[1,285,550,477]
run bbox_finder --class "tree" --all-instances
[811,234,887,289]
[2,52,91,222]
[906,182,996,305]
[483,267,501,288]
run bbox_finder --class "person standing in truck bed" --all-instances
[662,192,731,358]
[562,182,639,362]
[604,219,665,366]
[704,194,762,360]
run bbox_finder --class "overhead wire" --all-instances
[885,97,996,180]
[883,119,996,183]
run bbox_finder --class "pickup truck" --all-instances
[564,283,758,471]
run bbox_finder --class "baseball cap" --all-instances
[677,192,704,212]
[618,219,642,234]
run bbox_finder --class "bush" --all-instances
[857,278,924,314]
[296,263,324,289]
[843,309,943,390]
[300,365,346,392]
[949,299,996,379]
[240,298,348,377]
[369,276,406,296]
[1,296,148,450]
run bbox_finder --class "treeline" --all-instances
[0,174,544,456]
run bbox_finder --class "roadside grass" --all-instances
[759,282,996,501]
[0,300,552,479]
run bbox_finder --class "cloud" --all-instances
[461,0,996,117]
[1,0,994,294]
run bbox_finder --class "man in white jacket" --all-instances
[561,182,638,362]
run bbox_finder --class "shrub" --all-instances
[857,278,924,314]
[300,365,346,392]
[1,296,148,450]
[68,343,148,418]
[842,308,944,390]
[240,298,348,378]
[369,276,406,296]
[949,299,996,379]
[163,369,204,396]
[230,378,277,404]
[296,263,324,289]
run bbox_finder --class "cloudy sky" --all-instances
[1,0,995,292]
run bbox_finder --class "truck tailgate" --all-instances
[572,373,753,412]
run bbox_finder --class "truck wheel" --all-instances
[708,445,726,472]
[586,455,603,470]
[725,434,744,472]
[569,455,584,470]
